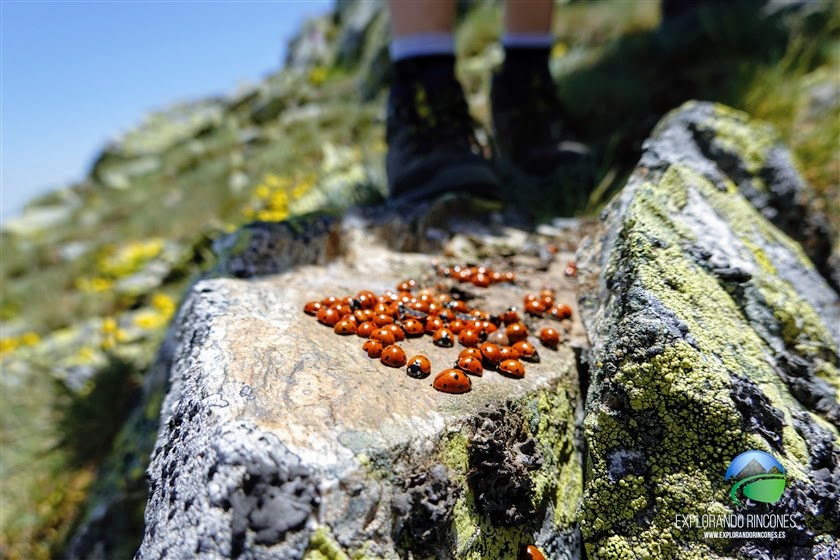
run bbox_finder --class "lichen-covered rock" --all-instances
[638,100,836,289]
[577,101,839,559]
[136,206,586,560]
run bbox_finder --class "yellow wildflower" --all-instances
[256,209,289,222]
[268,190,289,212]
[20,332,40,345]
[151,293,176,318]
[308,66,328,86]
[75,276,113,293]
[98,238,164,278]
[255,184,270,200]
[291,176,315,200]
[134,310,167,330]
[264,173,282,188]
[0,331,42,355]
[0,337,20,355]
[102,318,118,335]
[76,346,96,363]
[551,42,568,59]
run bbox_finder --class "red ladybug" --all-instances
[334,319,356,335]
[479,342,502,367]
[565,262,577,277]
[386,324,406,342]
[321,295,340,307]
[406,355,431,379]
[303,301,322,315]
[363,339,383,358]
[373,313,395,327]
[411,299,430,313]
[458,329,480,348]
[456,355,483,376]
[356,321,376,338]
[353,309,369,323]
[499,307,520,325]
[316,307,341,327]
[380,344,407,368]
[433,368,472,394]
[425,316,445,334]
[433,327,454,348]
[396,279,417,292]
[332,303,353,317]
[520,544,546,560]
[548,303,572,320]
[370,328,396,346]
[355,290,377,309]
[513,341,540,363]
[402,319,425,337]
[449,300,468,313]
[471,273,490,288]
[539,289,555,307]
[489,270,504,284]
[437,308,455,322]
[498,346,520,361]
[525,299,546,316]
[498,359,525,378]
[503,271,515,283]
[449,319,467,334]
[539,327,561,349]
[458,348,483,361]
[505,323,529,343]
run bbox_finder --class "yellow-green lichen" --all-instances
[437,429,469,485]
[816,360,840,395]
[583,157,838,557]
[443,386,581,559]
[528,385,581,527]
[703,103,780,177]
[303,527,350,560]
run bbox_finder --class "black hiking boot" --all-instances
[386,64,500,204]
[491,63,591,177]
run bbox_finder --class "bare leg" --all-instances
[388,0,456,38]
[503,0,554,36]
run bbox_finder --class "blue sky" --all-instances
[1,0,333,221]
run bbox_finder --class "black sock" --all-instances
[501,46,551,77]
[393,54,457,86]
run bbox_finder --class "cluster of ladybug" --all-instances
[302,275,570,394]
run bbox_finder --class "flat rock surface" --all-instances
[137,209,587,560]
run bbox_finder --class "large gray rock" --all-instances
[136,205,587,559]
[577,101,839,559]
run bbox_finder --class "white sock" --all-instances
[390,32,456,61]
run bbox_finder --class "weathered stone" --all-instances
[577,101,839,559]
[640,100,836,290]
[137,205,586,559]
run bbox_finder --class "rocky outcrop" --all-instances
[129,98,840,560]
[577,101,839,559]
[135,204,588,559]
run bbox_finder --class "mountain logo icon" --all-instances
[725,450,786,508]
